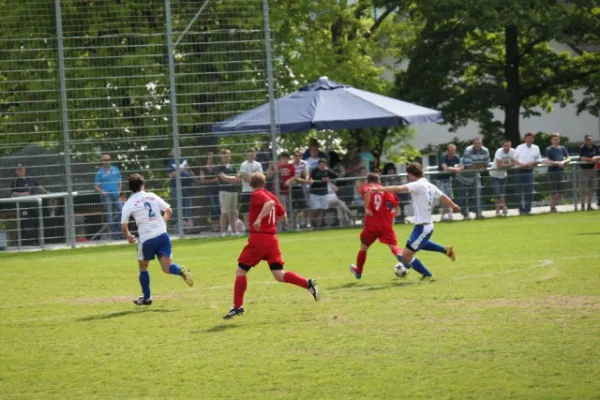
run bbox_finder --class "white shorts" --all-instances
[219,191,238,215]
[309,194,329,210]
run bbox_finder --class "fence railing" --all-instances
[1,161,598,251]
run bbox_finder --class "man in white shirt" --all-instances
[239,149,263,230]
[369,162,460,282]
[514,132,542,215]
[489,139,517,216]
[121,173,194,306]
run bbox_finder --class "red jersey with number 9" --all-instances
[249,188,285,234]
[360,184,399,231]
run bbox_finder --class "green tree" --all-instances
[394,0,600,145]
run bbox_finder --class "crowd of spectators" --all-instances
[5,133,600,245]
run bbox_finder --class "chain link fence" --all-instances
[2,1,599,252]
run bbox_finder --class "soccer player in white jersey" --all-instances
[121,173,194,305]
[369,162,460,282]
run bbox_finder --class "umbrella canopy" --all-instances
[211,77,443,134]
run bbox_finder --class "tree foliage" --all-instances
[394,0,600,144]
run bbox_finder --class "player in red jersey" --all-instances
[223,172,320,319]
[349,173,404,279]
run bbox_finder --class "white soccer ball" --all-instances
[394,262,408,278]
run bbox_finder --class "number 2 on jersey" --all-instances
[373,193,383,210]
[144,202,156,218]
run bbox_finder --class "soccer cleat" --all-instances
[444,246,456,262]
[133,296,152,306]
[419,275,436,283]
[307,279,320,301]
[179,266,194,287]
[223,306,245,320]
[349,264,362,280]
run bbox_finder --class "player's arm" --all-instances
[440,194,460,213]
[363,190,373,216]
[369,185,409,193]
[253,200,276,231]
[163,207,173,223]
[120,205,136,244]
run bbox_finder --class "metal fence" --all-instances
[2,1,599,252]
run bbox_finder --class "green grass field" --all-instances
[1,212,599,399]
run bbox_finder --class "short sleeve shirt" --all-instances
[579,145,600,170]
[10,177,38,196]
[310,168,338,195]
[249,188,285,234]
[216,164,238,192]
[489,148,516,179]
[545,146,569,173]
[121,191,170,243]
[240,160,263,193]
[437,154,461,181]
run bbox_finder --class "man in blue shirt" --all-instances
[456,137,490,219]
[95,154,123,238]
[543,133,571,212]
[437,143,462,221]
[578,135,600,211]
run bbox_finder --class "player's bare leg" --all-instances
[398,247,435,282]
[272,268,319,301]
[224,266,248,319]
[159,255,194,287]
[134,260,152,305]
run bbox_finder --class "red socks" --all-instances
[233,275,247,309]
[356,250,367,274]
[390,245,402,257]
[283,271,308,289]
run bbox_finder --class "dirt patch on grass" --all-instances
[63,293,187,305]
[444,295,600,309]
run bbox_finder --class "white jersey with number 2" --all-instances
[121,191,170,243]
[405,178,443,225]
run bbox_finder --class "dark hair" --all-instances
[524,132,534,138]
[129,173,145,193]
[246,148,256,153]
[280,151,290,159]
[406,162,424,178]
[502,139,512,144]
[367,173,380,184]
[382,162,396,175]
[318,158,328,164]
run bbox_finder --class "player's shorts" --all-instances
[138,232,172,261]
[291,186,306,210]
[219,191,238,215]
[360,227,397,247]
[406,223,434,252]
[309,194,328,210]
[240,192,252,214]
[238,233,284,268]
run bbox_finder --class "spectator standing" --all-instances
[309,159,338,228]
[10,164,49,246]
[267,152,295,229]
[95,154,123,238]
[216,149,241,237]
[255,137,272,173]
[303,139,327,172]
[199,152,221,232]
[167,149,196,231]
[596,157,600,209]
[288,150,312,230]
[578,135,600,211]
[490,139,517,217]
[457,137,490,219]
[543,133,571,213]
[354,167,368,207]
[437,144,462,221]
[382,162,407,223]
[514,132,542,215]
[239,149,263,230]
[358,141,375,173]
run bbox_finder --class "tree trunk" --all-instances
[504,24,522,144]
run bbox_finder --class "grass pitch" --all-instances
[1,212,599,399]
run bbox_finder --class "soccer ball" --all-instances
[394,262,408,278]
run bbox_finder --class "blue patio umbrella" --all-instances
[211,77,443,135]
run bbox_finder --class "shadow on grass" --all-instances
[77,309,178,322]
[328,281,420,291]
[202,324,241,333]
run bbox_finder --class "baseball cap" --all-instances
[584,134,593,140]
[16,163,24,168]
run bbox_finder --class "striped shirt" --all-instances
[458,145,490,185]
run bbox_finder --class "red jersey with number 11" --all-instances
[360,184,399,231]
[249,188,285,234]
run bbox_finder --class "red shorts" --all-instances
[360,227,397,247]
[238,233,284,268]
